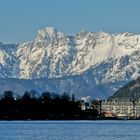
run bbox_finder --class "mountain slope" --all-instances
[0,42,19,78]
[109,77,140,100]
[1,27,140,98]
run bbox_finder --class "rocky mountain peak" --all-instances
[1,27,140,98]
[35,27,65,43]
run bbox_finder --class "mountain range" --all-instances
[1,27,140,98]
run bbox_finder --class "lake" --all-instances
[0,120,140,140]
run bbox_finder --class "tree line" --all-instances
[0,90,98,120]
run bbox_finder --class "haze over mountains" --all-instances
[1,27,140,98]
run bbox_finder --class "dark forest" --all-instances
[0,90,98,120]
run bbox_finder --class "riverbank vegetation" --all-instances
[0,90,98,120]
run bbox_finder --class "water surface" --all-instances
[0,120,139,140]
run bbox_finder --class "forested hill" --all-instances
[109,77,140,100]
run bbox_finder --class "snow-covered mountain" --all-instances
[1,27,140,98]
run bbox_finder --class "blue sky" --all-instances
[0,0,140,43]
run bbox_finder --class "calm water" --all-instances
[0,120,140,140]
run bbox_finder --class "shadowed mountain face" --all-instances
[109,77,140,100]
[1,27,140,98]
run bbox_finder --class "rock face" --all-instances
[1,27,140,98]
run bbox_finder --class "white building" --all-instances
[135,99,140,118]
[80,96,93,110]
[101,99,138,118]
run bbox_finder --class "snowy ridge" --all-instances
[1,27,140,98]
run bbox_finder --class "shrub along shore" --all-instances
[0,90,99,120]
